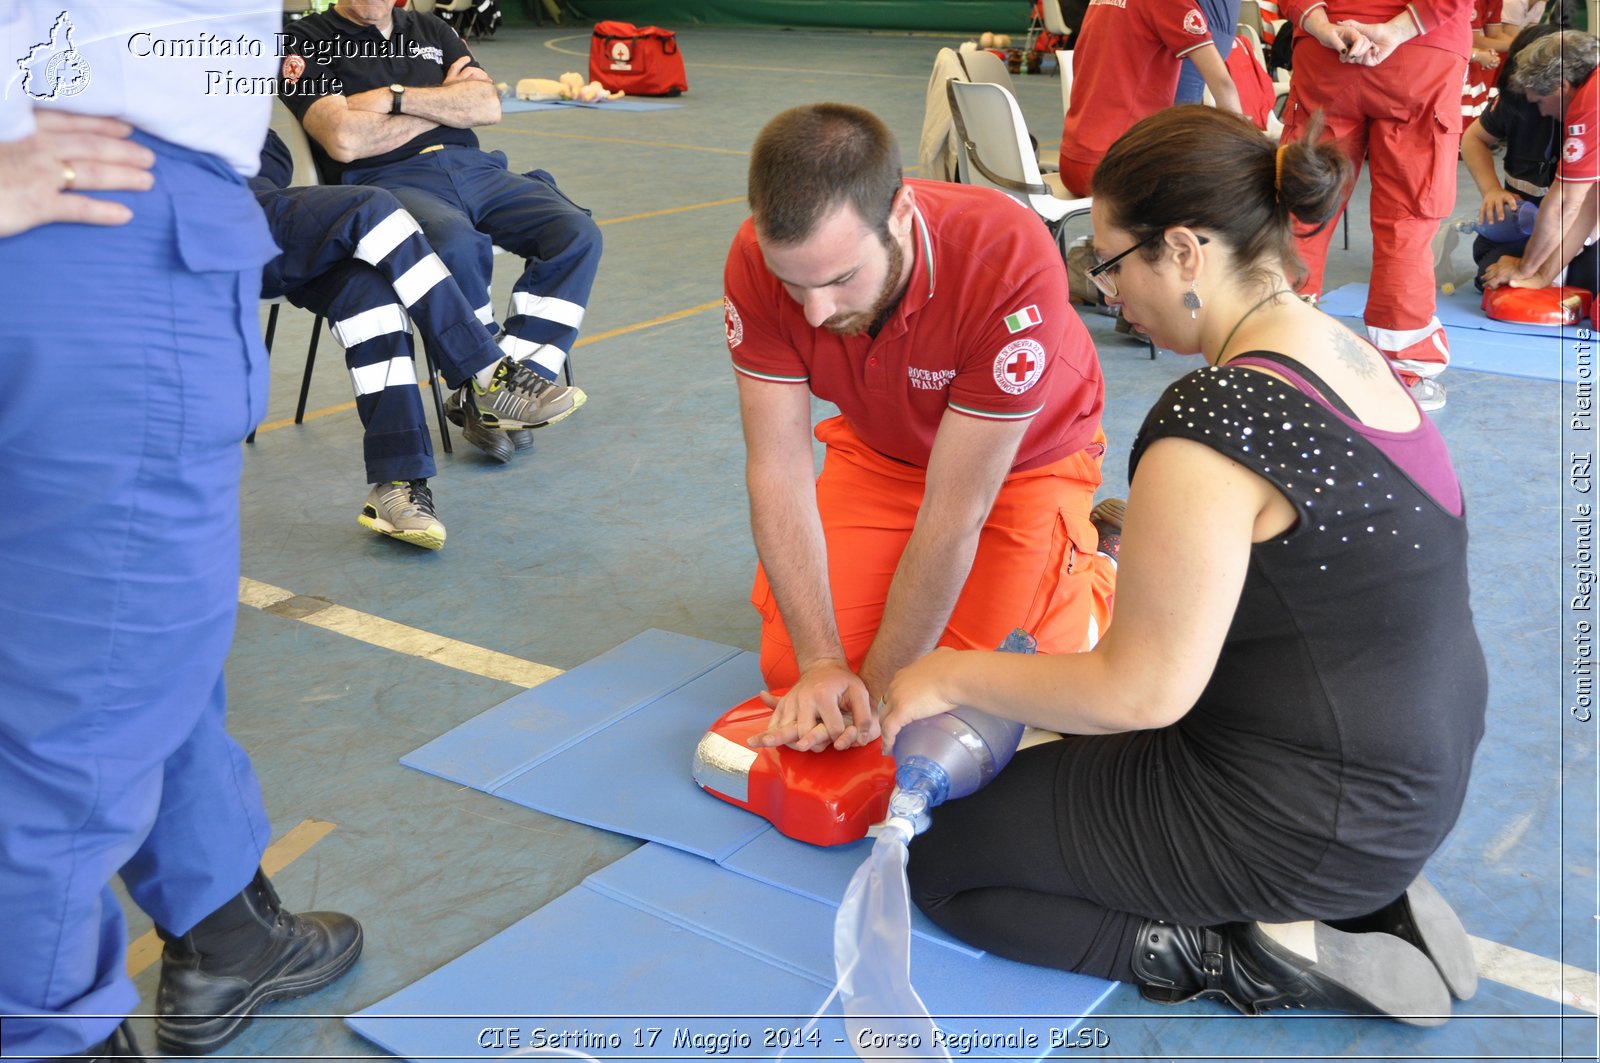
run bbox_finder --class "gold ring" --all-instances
[61,163,76,190]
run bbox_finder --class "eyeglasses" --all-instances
[1086,233,1209,299]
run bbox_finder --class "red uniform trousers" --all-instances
[753,416,1117,689]
[1283,42,1466,378]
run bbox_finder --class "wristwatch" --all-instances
[389,83,405,115]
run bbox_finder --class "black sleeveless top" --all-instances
[1109,359,1487,914]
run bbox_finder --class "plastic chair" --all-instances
[1056,48,1074,114]
[945,79,1089,228]
[434,0,490,41]
[1041,0,1072,38]
[958,48,1016,95]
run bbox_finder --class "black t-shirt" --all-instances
[277,7,482,182]
[1100,364,1486,911]
[1477,89,1557,203]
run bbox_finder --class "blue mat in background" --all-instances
[348,843,1114,1061]
[1317,283,1578,382]
[501,97,683,113]
[1319,281,1587,337]
[372,630,1117,1060]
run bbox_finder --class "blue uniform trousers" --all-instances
[0,136,276,1060]
[1176,0,1240,104]
[255,184,504,483]
[343,147,602,381]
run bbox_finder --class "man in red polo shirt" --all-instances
[1484,30,1600,291]
[1059,0,1244,197]
[725,103,1116,752]
[1279,0,1472,410]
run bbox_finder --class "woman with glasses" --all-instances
[872,107,1487,1025]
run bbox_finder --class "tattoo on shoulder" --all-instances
[1329,325,1380,378]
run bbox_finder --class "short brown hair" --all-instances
[1092,106,1350,290]
[747,103,903,245]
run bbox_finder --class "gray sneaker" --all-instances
[507,428,535,453]
[1408,376,1447,412]
[358,480,446,550]
[451,356,587,430]
[447,388,514,464]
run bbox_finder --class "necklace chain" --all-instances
[1214,289,1296,366]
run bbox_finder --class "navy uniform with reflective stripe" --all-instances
[251,131,503,482]
[280,6,602,382]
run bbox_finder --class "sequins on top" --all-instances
[1107,362,1487,908]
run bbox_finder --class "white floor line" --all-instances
[238,576,563,689]
[237,580,1599,1014]
[1471,935,1600,1014]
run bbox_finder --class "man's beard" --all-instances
[824,234,905,337]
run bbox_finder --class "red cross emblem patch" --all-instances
[993,338,1046,394]
[1183,10,1208,35]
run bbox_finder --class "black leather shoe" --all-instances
[1132,918,1451,1026]
[1329,875,1478,1000]
[155,869,362,1055]
[48,1020,145,1061]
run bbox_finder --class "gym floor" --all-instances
[109,24,1592,1063]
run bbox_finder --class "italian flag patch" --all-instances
[1004,305,1042,333]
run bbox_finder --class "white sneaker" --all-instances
[1408,376,1447,412]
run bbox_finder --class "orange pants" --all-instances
[1283,42,1465,369]
[753,416,1117,689]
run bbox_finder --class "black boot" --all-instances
[155,868,363,1055]
[48,1020,145,1061]
[1130,918,1451,1026]
[1328,876,1478,1000]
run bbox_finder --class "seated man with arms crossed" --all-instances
[278,0,597,449]
[726,104,1119,751]
[252,129,567,548]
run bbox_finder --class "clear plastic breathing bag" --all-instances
[833,820,951,1062]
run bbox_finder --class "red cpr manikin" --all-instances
[1481,285,1595,327]
[692,695,894,847]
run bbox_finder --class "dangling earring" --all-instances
[1183,283,1203,319]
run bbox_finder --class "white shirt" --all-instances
[0,0,279,175]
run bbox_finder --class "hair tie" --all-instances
[1274,145,1287,194]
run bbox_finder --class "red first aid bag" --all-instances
[588,21,688,97]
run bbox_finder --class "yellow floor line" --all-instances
[493,125,750,155]
[599,196,745,227]
[253,302,721,435]
[575,299,722,345]
[125,819,337,978]
[238,577,564,689]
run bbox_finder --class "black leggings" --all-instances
[905,740,1144,984]
[903,734,1363,984]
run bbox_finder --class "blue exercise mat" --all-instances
[720,829,983,957]
[1319,281,1588,338]
[404,629,770,861]
[501,97,683,113]
[349,843,1115,1061]
[1318,284,1569,382]
[381,630,1118,1061]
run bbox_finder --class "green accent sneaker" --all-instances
[448,356,586,431]
[357,480,446,550]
